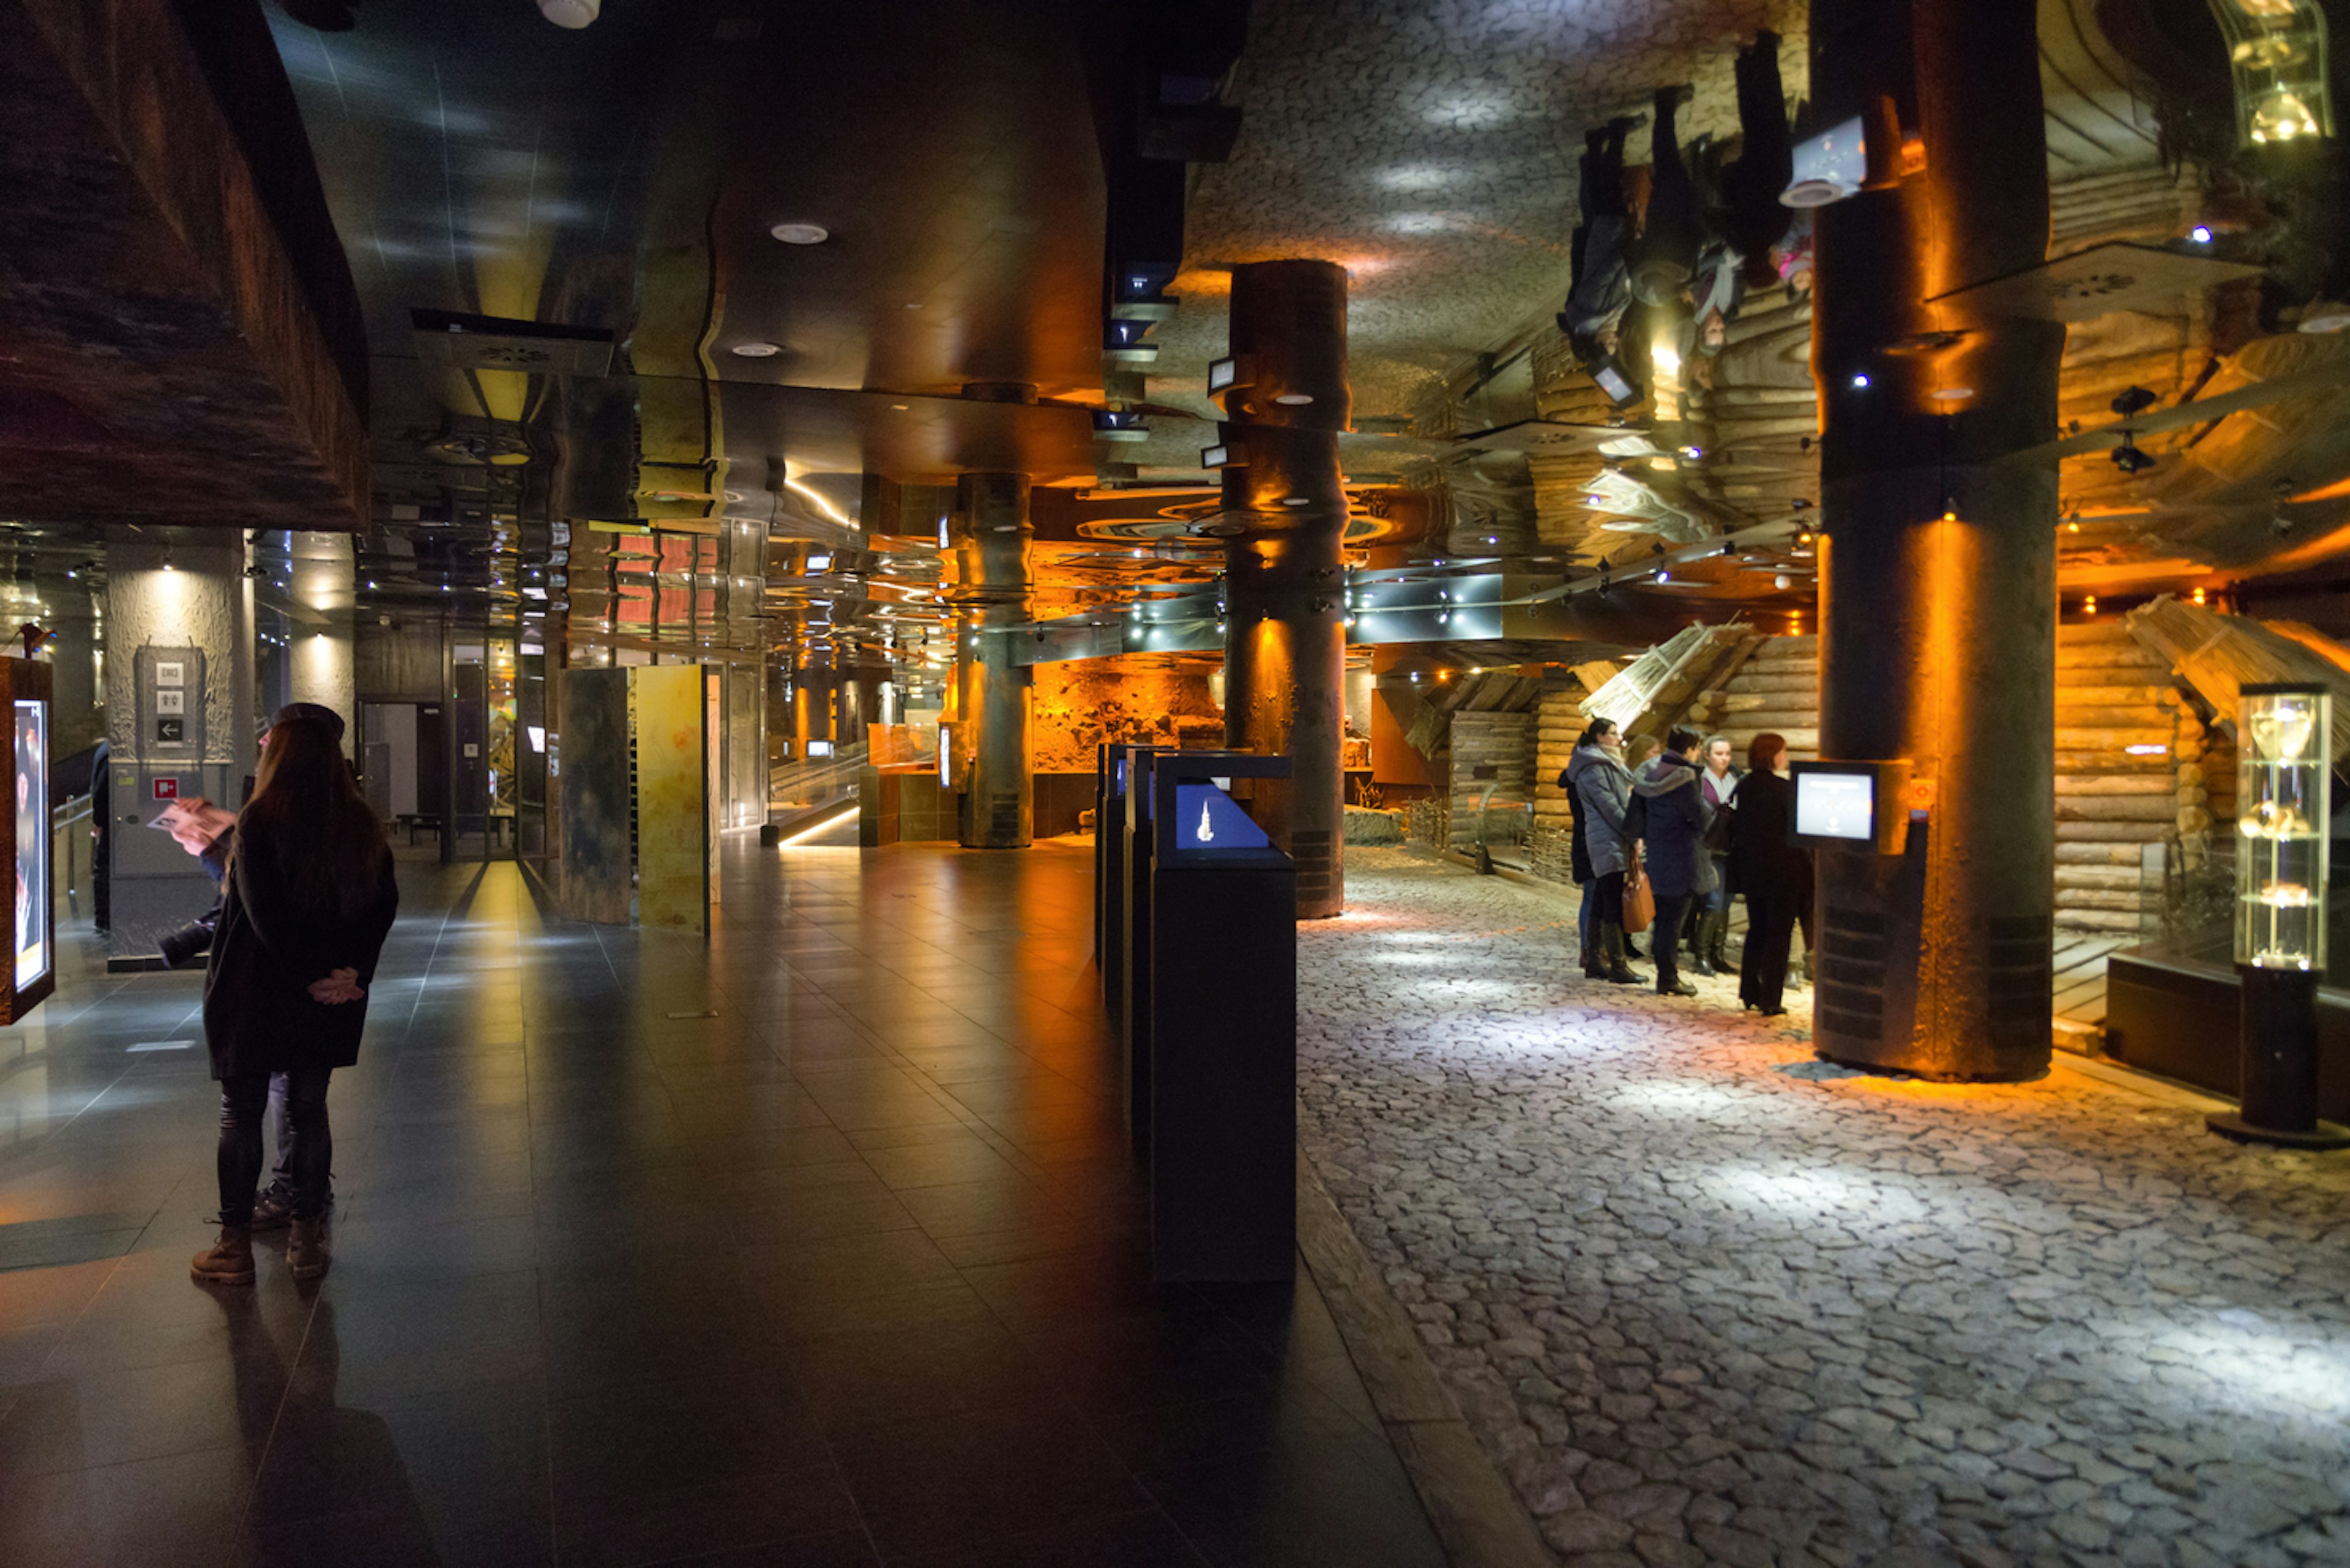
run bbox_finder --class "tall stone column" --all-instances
[41,574,101,760]
[1808,0,2064,1078]
[102,530,258,960]
[1220,260,1349,917]
[950,472,1034,848]
[286,532,356,756]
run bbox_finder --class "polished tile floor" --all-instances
[0,838,1448,1567]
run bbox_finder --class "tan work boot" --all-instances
[288,1216,331,1281]
[191,1224,255,1286]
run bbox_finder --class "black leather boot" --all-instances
[1598,923,1642,985]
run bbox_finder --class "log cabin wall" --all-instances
[1521,623,2222,936]
[1447,711,1534,846]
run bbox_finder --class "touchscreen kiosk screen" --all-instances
[1795,771,1874,842]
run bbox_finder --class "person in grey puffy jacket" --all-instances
[1632,726,1714,997]
[1567,728,1641,984]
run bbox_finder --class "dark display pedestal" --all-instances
[2208,966,2350,1149]
[1095,744,1128,1018]
[1151,857,1296,1281]
[1117,747,1164,1146]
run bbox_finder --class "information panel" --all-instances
[1794,771,1874,843]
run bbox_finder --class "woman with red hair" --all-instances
[1726,733,1811,1018]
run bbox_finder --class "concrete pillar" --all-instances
[102,531,258,960]
[950,472,1033,848]
[1220,260,1350,917]
[42,576,101,760]
[1808,0,2064,1079]
[791,660,831,753]
[286,532,356,755]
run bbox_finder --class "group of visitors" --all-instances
[1560,29,1810,394]
[1564,717,1812,1017]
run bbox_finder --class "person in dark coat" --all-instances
[1632,727,1712,997]
[1562,717,1613,973]
[1726,731,1811,1018]
[164,704,353,1228]
[1691,734,1744,975]
[191,712,398,1288]
[1567,721,1641,984]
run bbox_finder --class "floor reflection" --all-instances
[0,840,1444,1567]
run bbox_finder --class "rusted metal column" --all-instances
[1807,0,2064,1078]
[1219,261,1351,917]
[949,471,1034,848]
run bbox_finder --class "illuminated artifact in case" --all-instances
[2205,0,2333,149]
[0,655,53,1024]
[2210,684,2350,1148]
[2234,684,2329,970]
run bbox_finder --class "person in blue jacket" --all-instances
[1631,726,1714,997]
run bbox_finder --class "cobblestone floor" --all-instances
[1299,851,2350,1568]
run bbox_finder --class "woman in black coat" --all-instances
[192,713,398,1286]
[1726,732,1811,1017]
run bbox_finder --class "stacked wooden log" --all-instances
[1448,711,1535,843]
[2054,620,2200,933]
[1592,622,2205,933]
[2124,594,2350,763]
[1693,635,1818,761]
[1581,624,1756,738]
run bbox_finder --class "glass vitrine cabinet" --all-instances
[2236,684,2331,971]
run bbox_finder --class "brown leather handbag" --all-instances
[1622,848,1657,934]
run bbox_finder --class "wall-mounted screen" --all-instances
[1794,770,1874,842]
[13,698,45,991]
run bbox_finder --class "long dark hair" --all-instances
[238,714,385,916]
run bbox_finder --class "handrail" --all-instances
[769,741,871,811]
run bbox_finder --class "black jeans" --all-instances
[219,1067,332,1224]
[1652,892,1693,991]
[1720,30,1794,264]
[1742,890,1801,1012]
[1633,90,1704,306]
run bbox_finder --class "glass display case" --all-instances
[0,653,53,1023]
[2205,0,2333,149]
[2236,684,2331,971]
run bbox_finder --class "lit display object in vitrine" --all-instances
[2210,683,2350,1149]
[2234,684,2330,971]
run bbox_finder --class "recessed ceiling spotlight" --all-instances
[537,0,599,27]
[730,342,781,358]
[1273,392,1315,406]
[769,223,829,245]
[1930,387,1975,401]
